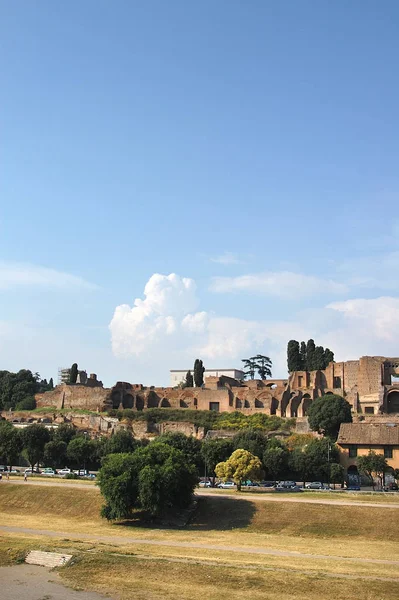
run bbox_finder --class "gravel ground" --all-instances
[0,564,112,600]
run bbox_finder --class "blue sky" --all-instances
[1,1,399,387]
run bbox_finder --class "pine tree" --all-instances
[193,359,205,387]
[242,358,256,379]
[185,370,194,388]
[253,355,272,379]
[48,378,54,389]
[287,341,301,372]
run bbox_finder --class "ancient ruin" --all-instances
[32,355,399,417]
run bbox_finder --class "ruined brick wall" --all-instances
[35,384,112,412]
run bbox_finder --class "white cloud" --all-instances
[0,261,97,291]
[210,252,245,265]
[210,271,347,298]
[110,273,399,381]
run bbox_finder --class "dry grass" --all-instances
[57,553,399,600]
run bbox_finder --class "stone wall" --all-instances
[35,384,112,412]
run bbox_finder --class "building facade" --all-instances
[169,368,245,387]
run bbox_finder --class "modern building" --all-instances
[170,368,246,387]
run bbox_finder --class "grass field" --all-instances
[1,483,398,599]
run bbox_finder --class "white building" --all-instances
[170,368,245,387]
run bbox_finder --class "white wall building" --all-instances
[170,368,245,387]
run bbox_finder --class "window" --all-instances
[349,445,358,458]
[384,447,393,459]
[298,376,303,387]
[365,407,374,414]
[209,402,220,412]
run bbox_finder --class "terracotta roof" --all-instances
[337,422,399,446]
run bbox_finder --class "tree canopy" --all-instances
[287,339,334,372]
[215,449,263,491]
[184,370,194,388]
[21,424,50,469]
[307,394,352,440]
[357,451,388,490]
[232,429,268,460]
[97,442,198,519]
[241,355,272,380]
[0,369,51,411]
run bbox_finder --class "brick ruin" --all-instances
[33,355,399,418]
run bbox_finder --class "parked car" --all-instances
[217,481,236,489]
[58,468,71,475]
[24,467,41,474]
[242,481,260,487]
[260,481,276,488]
[305,481,324,489]
[199,481,212,488]
[0,465,6,472]
[85,473,97,479]
[73,470,90,476]
[276,481,297,489]
[9,468,20,475]
[384,482,398,491]
[42,468,56,476]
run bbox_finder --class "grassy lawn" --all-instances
[1,484,398,598]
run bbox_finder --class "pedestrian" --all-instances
[6,471,9,481]
[24,471,27,482]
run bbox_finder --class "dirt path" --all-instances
[1,524,399,566]
[6,479,399,509]
[0,564,111,600]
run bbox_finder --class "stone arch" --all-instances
[325,391,334,396]
[244,399,250,408]
[180,399,189,408]
[147,391,159,409]
[136,396,144,411]
[387,391,399,413]
[193,397,198,407]
[235,397,242,409]
[302,394,312,417]
[270,397,278,415]
[160,397,170,408]
[290,392,301,417]
[122,394,134,409]
[265,383,277,389]
[254,398,264,409]
[111,390,121,409]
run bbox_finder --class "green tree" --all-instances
[307,394,352,440]
[232,429,268,460]
[103,430,139,456]
[15,396,36,410]
[184,370,194,388]
[193,359,205,387]
[156,432,202,470]
[67,436,95,471]
[97,452,140,520]
[48,378,54,390]
[289,437,339,485]
[306,339,316,371]
[215,449,263,491]
[263,445,288,481]
[0,421,22,469]
[21,424,50,471]
[54,423,76,445]
[97,443,198,519]
[43,440,68,469]
[253,355,272,379]
[323,348,334,368]
[69,363,78,384]
[287,340,302,372]
[0,369,41,411]
[329,463,344,489]
[201,438,234,484]
[241,358,256,380]
[313,346,325,371]
[300,342,307,370]
[357,451,388,491]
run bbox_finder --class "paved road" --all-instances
[5,478,399,508]
[1,524,399,566]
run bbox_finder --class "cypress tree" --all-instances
[323,348,334,368]
[300,341,307,370]
[69,363,78,384]
[185,370,194,388]
[306,340,316,371]
[287,340,301,372]
[48,378,54,389]
[313,346,325,370]
[193,359,205,387]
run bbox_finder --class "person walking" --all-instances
[24,471,27,482]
